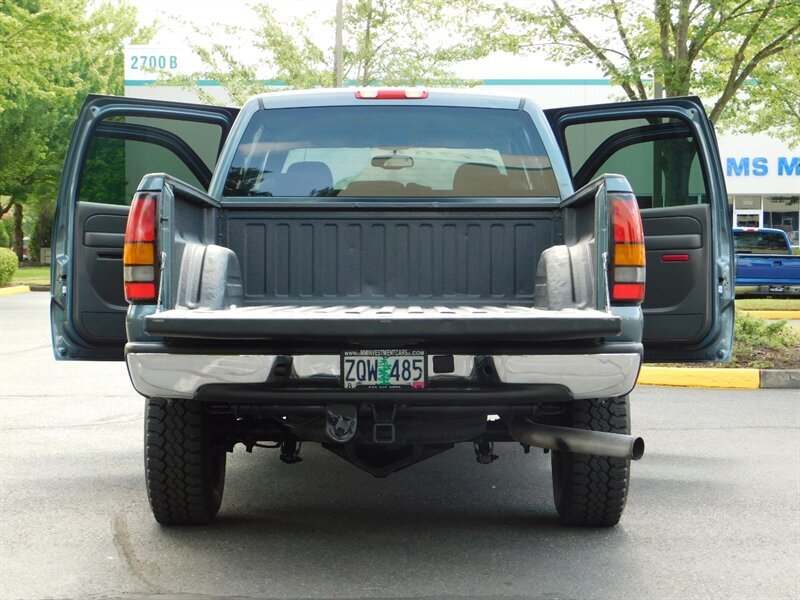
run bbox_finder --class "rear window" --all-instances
[734,231,790,254]
[223,106,558,198]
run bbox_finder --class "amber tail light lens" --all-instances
[123,192,159,303]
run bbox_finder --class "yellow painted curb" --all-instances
[740,310,800,320]
[0,285,30,297]
[637,366,760,389]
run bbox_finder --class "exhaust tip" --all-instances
[631,437,645,460]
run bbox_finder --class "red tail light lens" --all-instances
[355,88,429,99]
[611,194,645,304]
[124,192,159,303]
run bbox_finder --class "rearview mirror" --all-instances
[371,154,414,170]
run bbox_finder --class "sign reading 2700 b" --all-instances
[342,350,426,389]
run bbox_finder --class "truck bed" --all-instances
[161,193,606,350]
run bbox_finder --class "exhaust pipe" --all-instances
[510,419,645,460]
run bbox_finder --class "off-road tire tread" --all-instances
[552,396,631,527]
[145,398,224,525]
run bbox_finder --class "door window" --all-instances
[563,116,708,208]
[78,115,224,205]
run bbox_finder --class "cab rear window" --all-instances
[223,106,558,198]
[734,231,790,254]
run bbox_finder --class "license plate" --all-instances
[342,350,426,389]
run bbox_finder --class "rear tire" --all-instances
[551,395,631,527]
[145,398,226,525]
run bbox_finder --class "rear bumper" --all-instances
[125,346,642,402]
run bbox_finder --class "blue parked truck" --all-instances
[734,227,800,296]
[51,89,734,526]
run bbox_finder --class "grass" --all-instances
[736,298,800,311]
[9,265,50,287]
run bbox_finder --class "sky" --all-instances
[130,0,332,42]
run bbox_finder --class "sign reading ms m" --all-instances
[726,156,800,176]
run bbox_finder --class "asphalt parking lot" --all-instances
[1,292,799,600]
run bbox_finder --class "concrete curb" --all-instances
[760,369,800,389]
[638,366,800,389]
[740,310,800,319]
[0,285,31,296]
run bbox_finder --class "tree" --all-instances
[162,0,496,105]
[498,0,800,143]
[0,0,153,259]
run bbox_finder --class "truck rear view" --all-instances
[51,90,734,527]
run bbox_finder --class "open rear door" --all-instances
[51,95,239,360]
[546,97,734,362]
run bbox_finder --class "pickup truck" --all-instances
[50,89,734,527]
[734,227,800,296]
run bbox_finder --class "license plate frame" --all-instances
[342,350,426,390]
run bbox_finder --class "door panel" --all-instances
[73,202,128,345]
[51,95,239,360]
[546,97,734,362]
[641,205,711,344]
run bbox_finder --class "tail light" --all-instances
[355,88,429,99]
[123,192,159,303]
[610,194,645,304]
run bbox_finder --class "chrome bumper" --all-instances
[126,353,641,400]
[736,284,800,296]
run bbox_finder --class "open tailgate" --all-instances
[145,304,620,343]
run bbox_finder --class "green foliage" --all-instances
[30,206,53,263]
[0,219,9,248]
[162,0,495,104]
[497,0,800,144]
[0,1,153,220]
[0,247,19,285]
[729,312,800,368]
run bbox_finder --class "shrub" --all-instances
[728,312,800,368]
[0,247,19,285]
